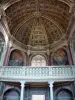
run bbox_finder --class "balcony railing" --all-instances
[0,66,75,81]
[3,96,20,100]
[0,96,74,100]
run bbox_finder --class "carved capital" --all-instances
[20,81,26,87]
[48,81,54,88]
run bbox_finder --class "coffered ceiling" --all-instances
[1,0,75,47]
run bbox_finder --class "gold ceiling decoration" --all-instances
[2,0,73,47]
[28,13,49,46]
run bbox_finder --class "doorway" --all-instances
[32,95,45,100]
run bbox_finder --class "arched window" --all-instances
[31,55,46,67]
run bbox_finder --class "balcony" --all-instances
[0,96,74,100]
[0,66,75,82]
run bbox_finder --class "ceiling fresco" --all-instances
[1,0,75,47]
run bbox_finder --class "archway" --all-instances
[3,88,20,100]
[55,88,73,100]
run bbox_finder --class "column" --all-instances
[66,46,73,65]
[48,81,54,100]
[3,47,11,66]
[27,49,31,66]
[20,81,26,100]
[73,82,75,100]
[46,49,51,66]
[3,41,12,66]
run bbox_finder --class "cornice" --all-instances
[2,0,21,10]
[2,0,73,11]
[58,0,75,6]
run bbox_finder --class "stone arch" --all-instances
[55,88,73,100]
[3,88,20,100]
[71,30,75,52]
[0,32,5,60]
[8,49,24,66]
[0,22,9,46]
[0,21,9,65]
[69,30,75,65]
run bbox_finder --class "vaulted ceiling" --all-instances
[1,0,75,47]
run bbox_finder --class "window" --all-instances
[31,55,46,67]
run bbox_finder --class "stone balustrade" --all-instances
[0,66,75,82]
